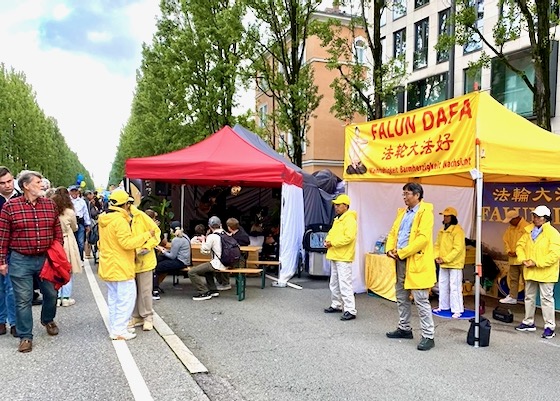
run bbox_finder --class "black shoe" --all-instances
[209,290,220,298]
[340,311,356,321]
[152,291,161,300]
[417,337,435,351]
[192,292,212,301]
[386,328,414,339]
[324,306,343,313]
[32,298,42,306]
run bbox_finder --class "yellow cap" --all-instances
[332,194,350,206]
[439,207,458,217]
[109,189,133,206]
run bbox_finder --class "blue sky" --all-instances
[0,0,160,187]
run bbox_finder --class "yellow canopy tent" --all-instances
[345,91,560,347]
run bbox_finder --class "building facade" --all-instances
[378,0,560,133]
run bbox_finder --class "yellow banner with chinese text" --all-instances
[344,93,478,181]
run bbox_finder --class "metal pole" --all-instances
[181,184,185,228]
[474,138,483,347]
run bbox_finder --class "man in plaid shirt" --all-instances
[0,170,63,353]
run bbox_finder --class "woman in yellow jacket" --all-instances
[515,205,560,339]
[432,207,466,319]
[128,206,161,331]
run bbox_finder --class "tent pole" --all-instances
[474,139,483,348]
[181,184,185,229]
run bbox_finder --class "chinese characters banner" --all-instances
[343,93,478,181]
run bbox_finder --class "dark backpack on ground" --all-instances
[216,231,241,267]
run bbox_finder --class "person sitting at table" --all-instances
[214,218,250,291]
[153,221,191,299]
[190,224,207,245]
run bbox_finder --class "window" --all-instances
[354,38,366,64]
[414,18,429,70]
[498,0,521,40]
[464,0,484,54]
[258,104,268,129]
[393,0,406,20]
[393,28,406,59]
[491,50,535,117]
[415,0,429,9]
[407,73,448,111]
[383,88,405,117]
[380,7,387,27]
[464,67,481,94]
[437,8,450,63]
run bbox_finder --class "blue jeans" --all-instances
[0,274,16,325]
[74,223,85,261]
[9,251,57,340]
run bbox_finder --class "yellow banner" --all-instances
[344,93,479,181]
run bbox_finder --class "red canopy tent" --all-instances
[125,126,302,188]
[125,125,305,285]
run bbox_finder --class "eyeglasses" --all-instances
[402,191,415,197]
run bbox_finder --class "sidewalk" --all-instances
[2,259,208,401]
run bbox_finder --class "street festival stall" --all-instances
[125,124,332,287]
[344,91,560,345]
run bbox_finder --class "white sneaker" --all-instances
[61,298,76,307]
[110,332,137,341]
[217,284,232,291]
[499,295,517,304]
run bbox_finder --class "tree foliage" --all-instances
[437,0,559,130]
[109,0,253,184]
[0,64,93,188]
[315,0,408,121]
[247,0,323,167]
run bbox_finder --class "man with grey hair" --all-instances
[0,170,63,353]
[188,216,226,300]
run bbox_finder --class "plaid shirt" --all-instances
[0,196,63,265]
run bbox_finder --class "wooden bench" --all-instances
[169,264,265,301]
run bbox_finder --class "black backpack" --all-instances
[216,231,241,267]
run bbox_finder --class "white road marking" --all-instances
[84,261,154,401]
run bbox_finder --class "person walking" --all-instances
[500,210,530,304]
[0,170,63,353]
[128,205,160,331]
[515,205,560,339]
[323,194,358,321]
[385,182,437,351]
[97,189,155,341]
[0,166,20,337]
[50,187,82,307]
[68,185,91,261]
[432,207,466,319]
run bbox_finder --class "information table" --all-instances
[364,253,397,302]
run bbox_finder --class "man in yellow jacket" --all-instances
[385,182,436,351]
[500,210,530,305]
[324,194,358,321]
[98,189,155,341]
[515,205,560,339]
[129,205,160,332]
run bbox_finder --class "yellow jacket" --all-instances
[97,206,153,282]
[386,201,436,289]
[516,222,560,283]
[325,210,357,262]
[502,217,530,265]
[434,224,465,269]
[130,205,161,273]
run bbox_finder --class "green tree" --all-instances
[110,0,253,180]
[247,0,323,167]
[437,0,559,130]
[316,1,408,121]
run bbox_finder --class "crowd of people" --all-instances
[323,183,560,352]
[2,168,557,353]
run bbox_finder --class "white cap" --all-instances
[532,205,551,217]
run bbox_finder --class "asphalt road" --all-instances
[3,260,560,400]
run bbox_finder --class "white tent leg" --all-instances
[180,184,185,228]
[473,139,484,348]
